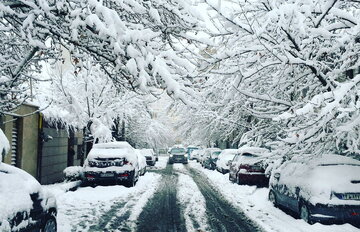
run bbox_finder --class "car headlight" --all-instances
[184,154,188,157]
[170,154,173,157]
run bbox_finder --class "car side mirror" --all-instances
[274,172,280,180]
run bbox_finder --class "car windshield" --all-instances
[171,148,185,153]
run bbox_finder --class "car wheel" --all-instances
[229,174,234,183]
[268,190,277,207]
[125,177,136,188]
[300,203,313,224]
[42,214,57,232]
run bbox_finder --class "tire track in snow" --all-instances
[177,173,210,232]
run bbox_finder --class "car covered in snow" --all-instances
[203,149,222,170]
[83,141,140,187]
[168,146,188,164]
[229,147,270,186]
[216,149,239,174]
[135,149,147,176]
[191,149,204,162]
[0,163,57,232]
[200,148,221,166]
[140,149,156,166]
[268,154,360,225]
[186,146,199,160]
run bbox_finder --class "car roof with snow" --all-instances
[88,142,137,163]
[219,149,239,156]
[140,149,155,156]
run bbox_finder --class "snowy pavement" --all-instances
[44,160,359,232]
[189,161,360,232]
[55,173,161,232]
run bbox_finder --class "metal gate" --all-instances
[11,119,18,166]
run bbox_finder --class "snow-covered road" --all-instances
[48,157,360,232]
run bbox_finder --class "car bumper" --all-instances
[169,156,188,163]
[238,173,269,185]
[84,170,133,183]
[309,203,360,225]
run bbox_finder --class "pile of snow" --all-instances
[189,162,359,232]
[149,156,168,170]
[63,166,84,181]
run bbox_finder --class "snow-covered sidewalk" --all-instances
[189,161,359,232]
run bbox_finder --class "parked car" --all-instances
[0,162,57,232]
[216,149,239,174]
[136,149,147,176]
[268,154,360,226]
[186,146,199,160]
[229,147,270,186]
[203,149,222,170]
[192,149,204,162]
[83,141,140,187]
[140,149,156,166]
[200,148,221,166]
[168,146,188,164]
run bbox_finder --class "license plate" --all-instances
[100,173,114,177]
[343,193,360,200]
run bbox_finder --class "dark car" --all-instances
[268,154,360,226]
[0,162,57,232]
[168,147,188,164]
[203,150,221,170]
[83,142,140,187]
[229,147,270,186]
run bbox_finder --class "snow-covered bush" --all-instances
[63,166,84,182]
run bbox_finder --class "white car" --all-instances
[0,162,57,232]
[83,141,140,187]
[200,148,221,166]
[140,149,156,166]
[216,149,239,174]
[269,154,360,225]
[135,149,147,176]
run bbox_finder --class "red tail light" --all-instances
[351,212,359,216]
[118,173,129,177]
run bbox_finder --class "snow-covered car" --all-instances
[135,149,147,176]
[216,149,239,174]
[168,146,188,164]
[140,149,156,166]
[83,141,140,187]
[200,148,221,166]
[186,146,199,160]
[203,150,222,170]
[229,147,270,186]
[0,163,57,232]
[268,154,360,225]
[191,149,203,162]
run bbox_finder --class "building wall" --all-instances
[0,104,39,178]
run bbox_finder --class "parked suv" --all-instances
[0,162,57,232]
[168,147,188,164]
[83,141,140,187]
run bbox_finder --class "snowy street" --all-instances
[44,157,359,232]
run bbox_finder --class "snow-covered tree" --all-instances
[177,0,360,157]
[0,0,205,114]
